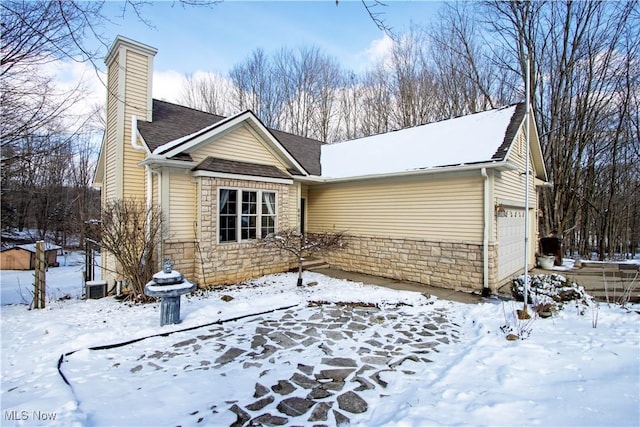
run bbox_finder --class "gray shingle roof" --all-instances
[137,100,322,175]
[492,102,526,162]
[193,157,292,180]
[137,100,226,151]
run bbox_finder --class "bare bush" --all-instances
[100,199,163,302]
[257,228,347,286]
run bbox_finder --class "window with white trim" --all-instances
[218,189,277,243]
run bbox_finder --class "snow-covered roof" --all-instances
[1,243,62,253]
[321,105,519,179]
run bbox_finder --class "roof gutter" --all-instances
[138,156,196,169]
[300,161,518,185]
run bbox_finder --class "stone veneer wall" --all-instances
[194,177,295,286]
[322,235,499,293]
[163,239,196,278]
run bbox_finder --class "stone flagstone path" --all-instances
[62,300,461,426]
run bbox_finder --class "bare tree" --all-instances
[275,46,341,140]
[335,72,365,141]
[229,48,284,129]
[482,0,639,259]
[309,54,343,142]
[359,65,393,136]
[179,72,233,116]
[1,0,215,249]
[1,1,99,156]
[257,228,347,286]
[429,3,509,117]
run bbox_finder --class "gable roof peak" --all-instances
[137,99,322,175]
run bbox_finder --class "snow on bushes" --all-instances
[511,273,591,309]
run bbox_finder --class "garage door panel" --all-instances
[498,208,525,281]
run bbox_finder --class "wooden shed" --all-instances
[0,243,62,270]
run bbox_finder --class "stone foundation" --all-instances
[194,242,293,286]
[323,235,497,293]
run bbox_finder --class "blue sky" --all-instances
[58,1,445,117]
[98,1,444,75]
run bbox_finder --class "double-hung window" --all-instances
[219,189,277,243]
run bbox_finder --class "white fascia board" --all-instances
[105,35,157,66]
[501,117,523,166]
[192,170,294,185]
[528,112,548,181]
[151,124,221,156]
[305,161,517,185]
[93,133,107,187]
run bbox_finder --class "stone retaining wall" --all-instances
[323,235,497,292]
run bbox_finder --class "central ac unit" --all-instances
[85,280,107,299]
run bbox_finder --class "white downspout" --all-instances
[481,167,490,294]
[523,55,532,313]
[147,167,162,265]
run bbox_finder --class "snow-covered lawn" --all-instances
[1,258,638,426]
[0,251,89,306]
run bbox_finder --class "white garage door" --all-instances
[497,207,526,282]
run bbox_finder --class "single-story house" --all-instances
[0,243,62,270]
[94,36,548,294]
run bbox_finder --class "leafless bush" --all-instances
[501,301,536,340]
[100,199,163,302]
[257,228,347,286]
[604,269,639,308]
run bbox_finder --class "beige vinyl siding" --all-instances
[168,171,197,240]
[190,125,288,171]
[308,174,484,243]
[105,59,120,202]
[300,185,309,200]
[122,50,151,199]
[152,170,159,208]
[286,184,300,229]
[494,132,537,206]
[122,144,146,199]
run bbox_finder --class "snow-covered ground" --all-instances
[0,251,91,306]
[1,255,638,426]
